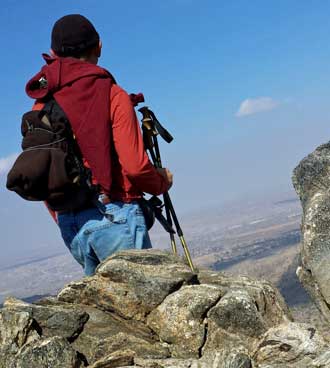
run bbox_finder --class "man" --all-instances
[25,14,173,275]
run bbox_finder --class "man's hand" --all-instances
[157,168,173,189]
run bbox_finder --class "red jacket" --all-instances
[27,55,169,207]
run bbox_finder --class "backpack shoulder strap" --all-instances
[42,97,69,125]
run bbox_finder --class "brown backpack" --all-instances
[6,98,97,211]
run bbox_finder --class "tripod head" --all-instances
[138,107,173,144]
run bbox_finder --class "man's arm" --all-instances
[110,87,171,196]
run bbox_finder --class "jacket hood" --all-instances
[26,54,116,100]
[25,54,116,193]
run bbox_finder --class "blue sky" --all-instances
[1,0,330,212]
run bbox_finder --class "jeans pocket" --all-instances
[109,210,128,224]
[82,205,128,235]
[85,218,135,261]
[104,203,130,223]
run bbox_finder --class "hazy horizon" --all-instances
[1,1,329,266]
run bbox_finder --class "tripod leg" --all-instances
[163,192,195,272]
[179,235,195,272]
[164,196,177,255]
[171,234,178,255]
[147,134,194,271]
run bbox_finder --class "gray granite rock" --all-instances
[253,322,330,368]
[9,336,83,368]
[199,350,252,368]
[3,297,88,341]
[147,285,222,358]
[203,289,266,354]
[293,142,330,321]
[94,332,169,361]
[2,249,330,367]
[198,270,292,326]
[199,274,292,355]
[58,250,197,321]
[71,305,164,364]
[89,349,135,368]
[136,351,252,368]
[0,308,40,368]
[134,357,196,367]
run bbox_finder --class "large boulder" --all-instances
[58,250,197,321]
[203,289,269,354]
[147,284,222,358]
[293,142,330,321]
[198,270,292,326]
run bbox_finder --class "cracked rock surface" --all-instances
[1,249,329,367]
[147,284,222,358]
[293,142,330,321]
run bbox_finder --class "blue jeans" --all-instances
[57,201,152,276]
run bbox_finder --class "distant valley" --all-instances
[0,192,315,322]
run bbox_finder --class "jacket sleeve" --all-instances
[110,87,170,196]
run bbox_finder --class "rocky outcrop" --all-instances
[1,249,329,367]
[58,251,196,321]
[293,142,330,322]
[253,322,330,368]
[0,306,84,368]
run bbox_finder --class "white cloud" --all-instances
[0,153,19,176]
[236,97,279,117]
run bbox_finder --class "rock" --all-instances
[0,309,40,368]
[253,322,330,367]
[2,249,328,368]
[9,336,83,368]
[58,250,197,320]
[89,349,135,368]
[198,271,291,354]
[71,305,165,364]
[3,297,89,342]
[134,357,196,367]
[147,285,222,358]
[93,332,169,361]
[136,351,252,368]
[293,142,330,321]
[198,270,292,326]
[0,304,84,367]
[203,289,267,354]
[0,308,40,348]
[199,350,252,368]
[71,306,169,364]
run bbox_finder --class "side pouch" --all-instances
[138,198,155,230]
[6,149,52,201]
[6,148,72,201]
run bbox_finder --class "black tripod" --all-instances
[138,106,195,272]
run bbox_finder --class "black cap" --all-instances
[51,14,100,56]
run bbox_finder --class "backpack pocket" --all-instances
[6,148,71,201]
[7,100,95,211]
